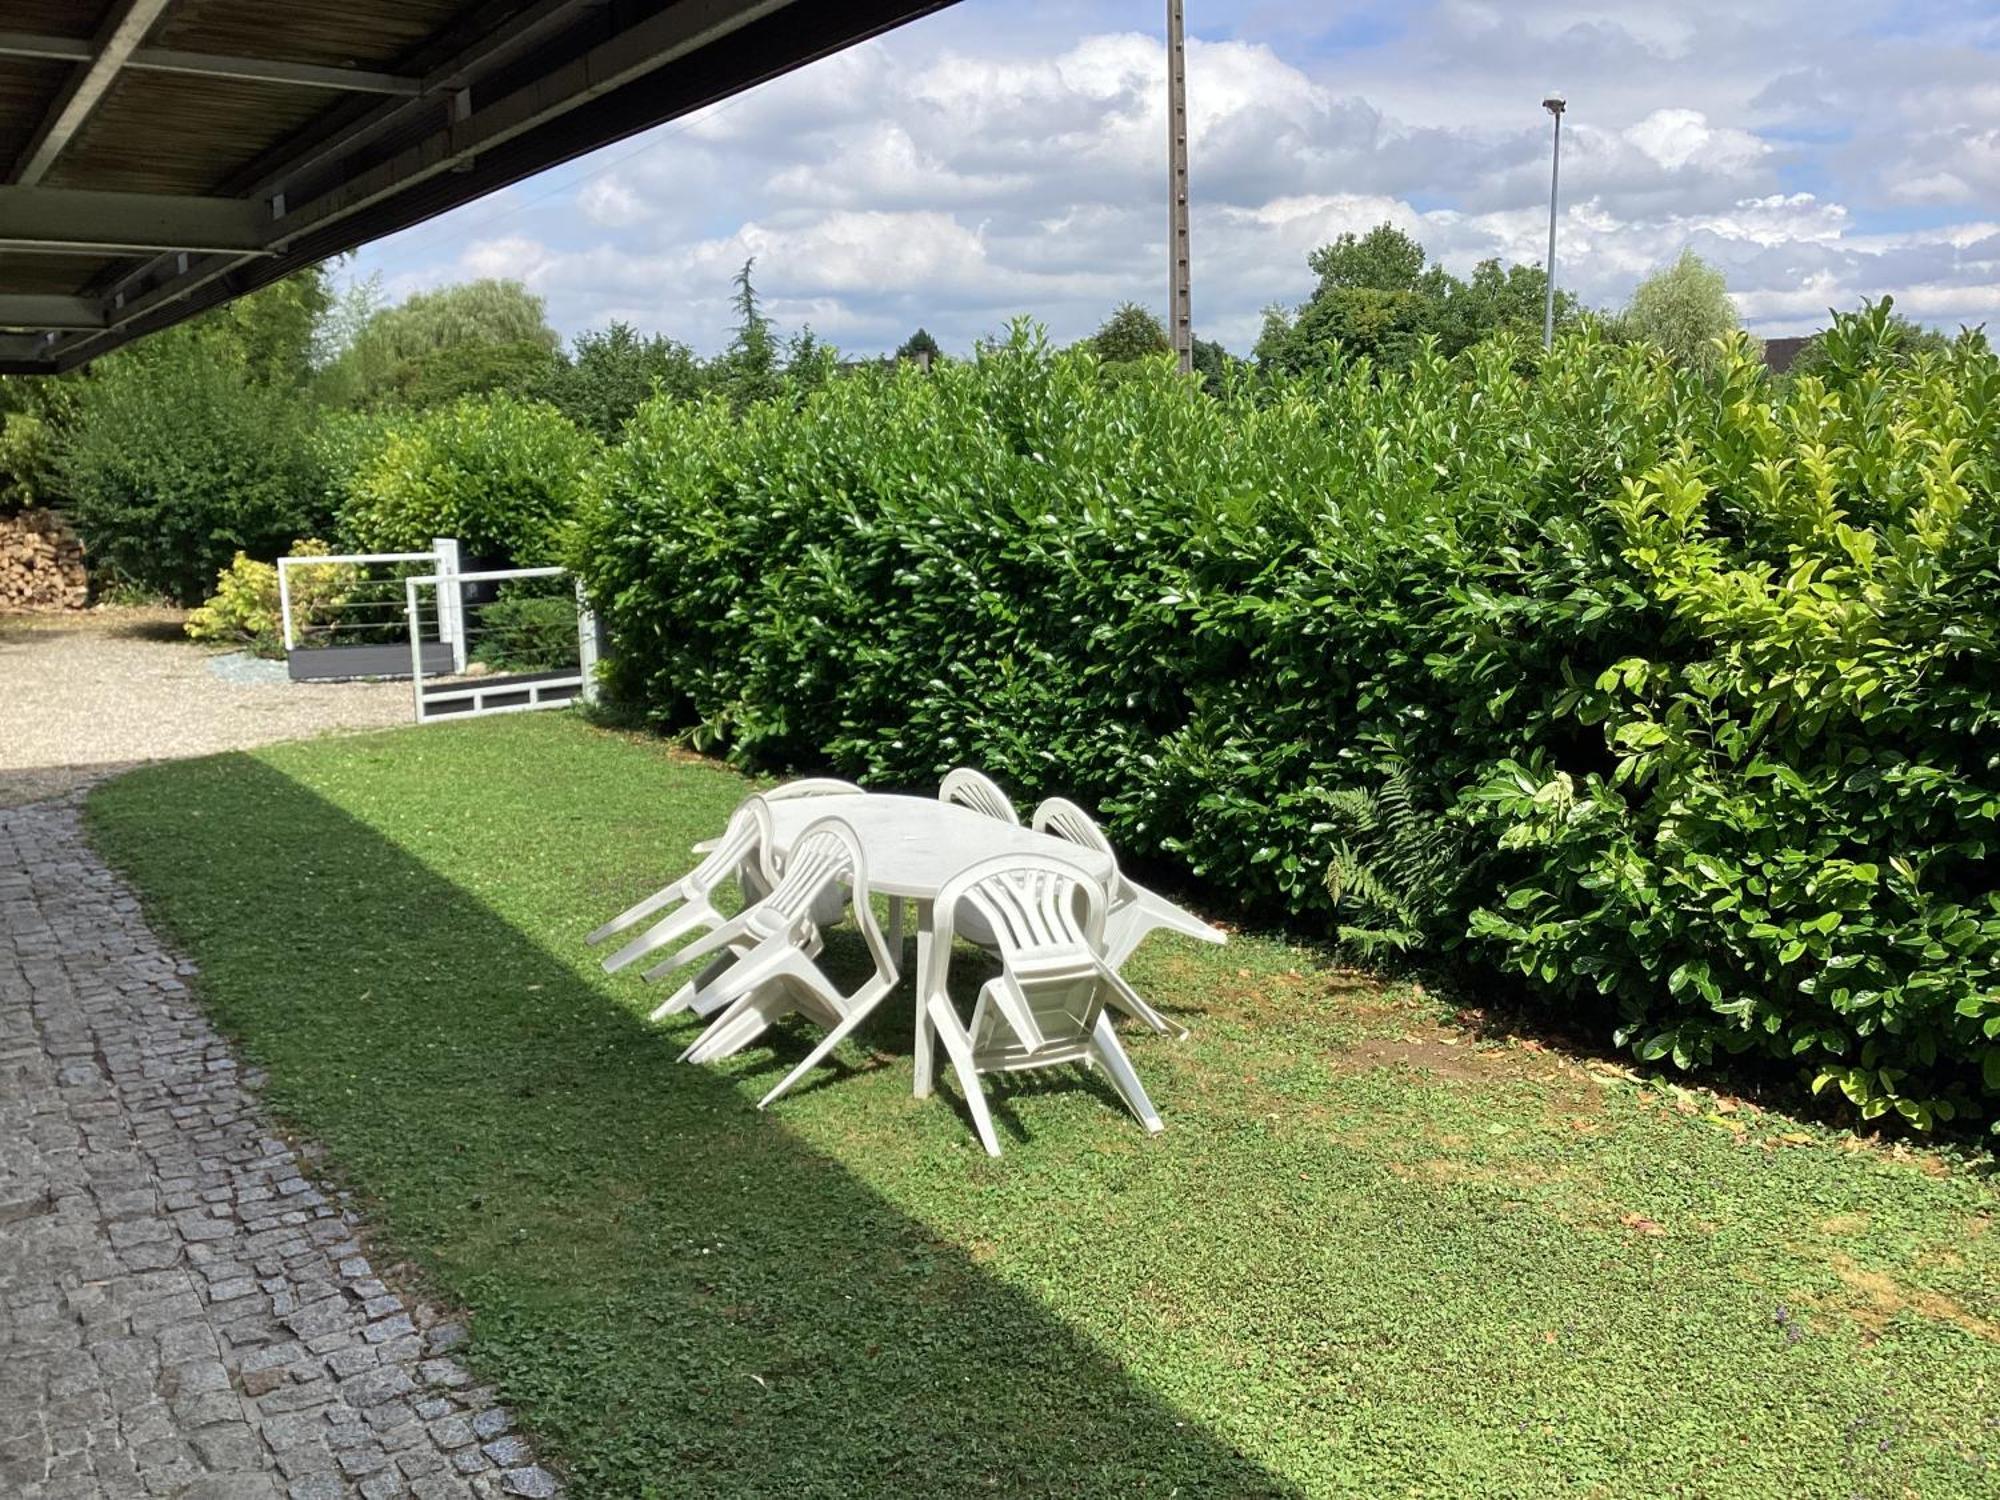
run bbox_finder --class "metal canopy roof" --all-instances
[0,0,960,373]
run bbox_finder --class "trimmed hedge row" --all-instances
[574,309,2000,1130]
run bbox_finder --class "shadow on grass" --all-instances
[88,753,1296,1499]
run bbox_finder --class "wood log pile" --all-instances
[0,509,88,610]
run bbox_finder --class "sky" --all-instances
[341,0,2000,357]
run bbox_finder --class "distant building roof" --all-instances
[1761,335,1813,375]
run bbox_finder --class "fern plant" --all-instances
[1321,758,1469,957]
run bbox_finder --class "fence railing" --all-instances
[401,565,599,724]
[277,538,463,681]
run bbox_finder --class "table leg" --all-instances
[912,898,935,1098]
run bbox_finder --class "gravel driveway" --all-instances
[0,610,409,807]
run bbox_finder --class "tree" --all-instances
[1307,225,1435,295]
[318,279,561,408]
[1190,336,1239,395]
[59,271,335,601]
[896,328,943,367]
[1784,297,1952,386]
[62,346,324,603]
[1255,224,1578,376]
[714,258,781,409]
[1432,259,1576,354]
[1087,303,1171,364]
[0,374,77,512]
[536,322,704,439]
[1619,250,1741,369]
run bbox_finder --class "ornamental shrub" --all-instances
[184,539,356,657]
[337,393,597,565]
[471,584,578,673]
[574,305,1999,1132]
[62,348,326,603]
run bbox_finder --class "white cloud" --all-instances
[346,1,2000,354]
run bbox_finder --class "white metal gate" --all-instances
[277,538,463,682]
[402,565,600,724]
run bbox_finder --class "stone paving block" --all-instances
[0,798,557,1497]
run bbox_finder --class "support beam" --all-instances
[0,332,59,366]
[0,32,419,94]
[130,48,420,95]
[31,0,963,369]
[271,0,801,248]
[81,0,608,329]
[0,294,106,330]
[11,0,176,186]
[0,187,269,254]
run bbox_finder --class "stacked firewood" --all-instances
[0,509,88,610]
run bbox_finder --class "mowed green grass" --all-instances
[86,713,2000,1498]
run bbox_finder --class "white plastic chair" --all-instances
[767,777,863,801]
[691,778,862,854]
[678,818,900,1105]
[939,767,1020,825]
[1032,797,1225,969]
[588,797,776,995]
[917,853,1165,1157]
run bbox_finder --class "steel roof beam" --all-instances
[0,187,271,254]
[0,32,420,95]
[11,0,176,186]
[271,0,800,248]
[0,293,106,329]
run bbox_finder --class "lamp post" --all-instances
[1542,93,1565,348]
[1167,0,1193,375]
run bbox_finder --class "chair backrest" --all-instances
[930,854,1109,1051]
[939,767,1019,825]
[1031,796,1114,856]
[761,815,894,974]
[1031,796,1128,904]
[765,777,862,802]
[690,795,775,895]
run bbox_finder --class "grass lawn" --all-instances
[85,712,2000,1498]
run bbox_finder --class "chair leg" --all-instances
[928,993,1000,1157]
[912,906,937,1098]
[649,952,733,1021]
[1101,965,1189,1041]
[602,896,722,974]
[1090,1012,1164,1136]
[681,981,796,1064]
[760,1006,871,1109]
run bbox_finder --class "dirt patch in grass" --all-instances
[1830,1253,2000,1343]
[1334,1030,1495,1085]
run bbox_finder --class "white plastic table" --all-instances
[763,793,1115,1096]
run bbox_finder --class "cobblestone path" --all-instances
[0,795,558,1500]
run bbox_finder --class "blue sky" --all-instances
[343,0,2000,356]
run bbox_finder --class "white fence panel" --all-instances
[402,565,599,725]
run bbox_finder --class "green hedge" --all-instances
[338,392,597,565]
[574,308,2000,1130]
[62,350,326,603]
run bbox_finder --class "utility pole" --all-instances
[1542,93,1566,348]
[1167,0,1193,375]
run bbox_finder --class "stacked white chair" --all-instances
[1032,797,1226,968]
[738,780,861,928]
[587,797,777,1016]
[692,777,862,856]
[678,818,901,1101]
[918,853,1166,1157]
[766,777,864,801]
[939,767,1020,825]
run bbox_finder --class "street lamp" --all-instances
[1542,94,1566,348]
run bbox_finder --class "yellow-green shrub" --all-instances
[185,539,353,656]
